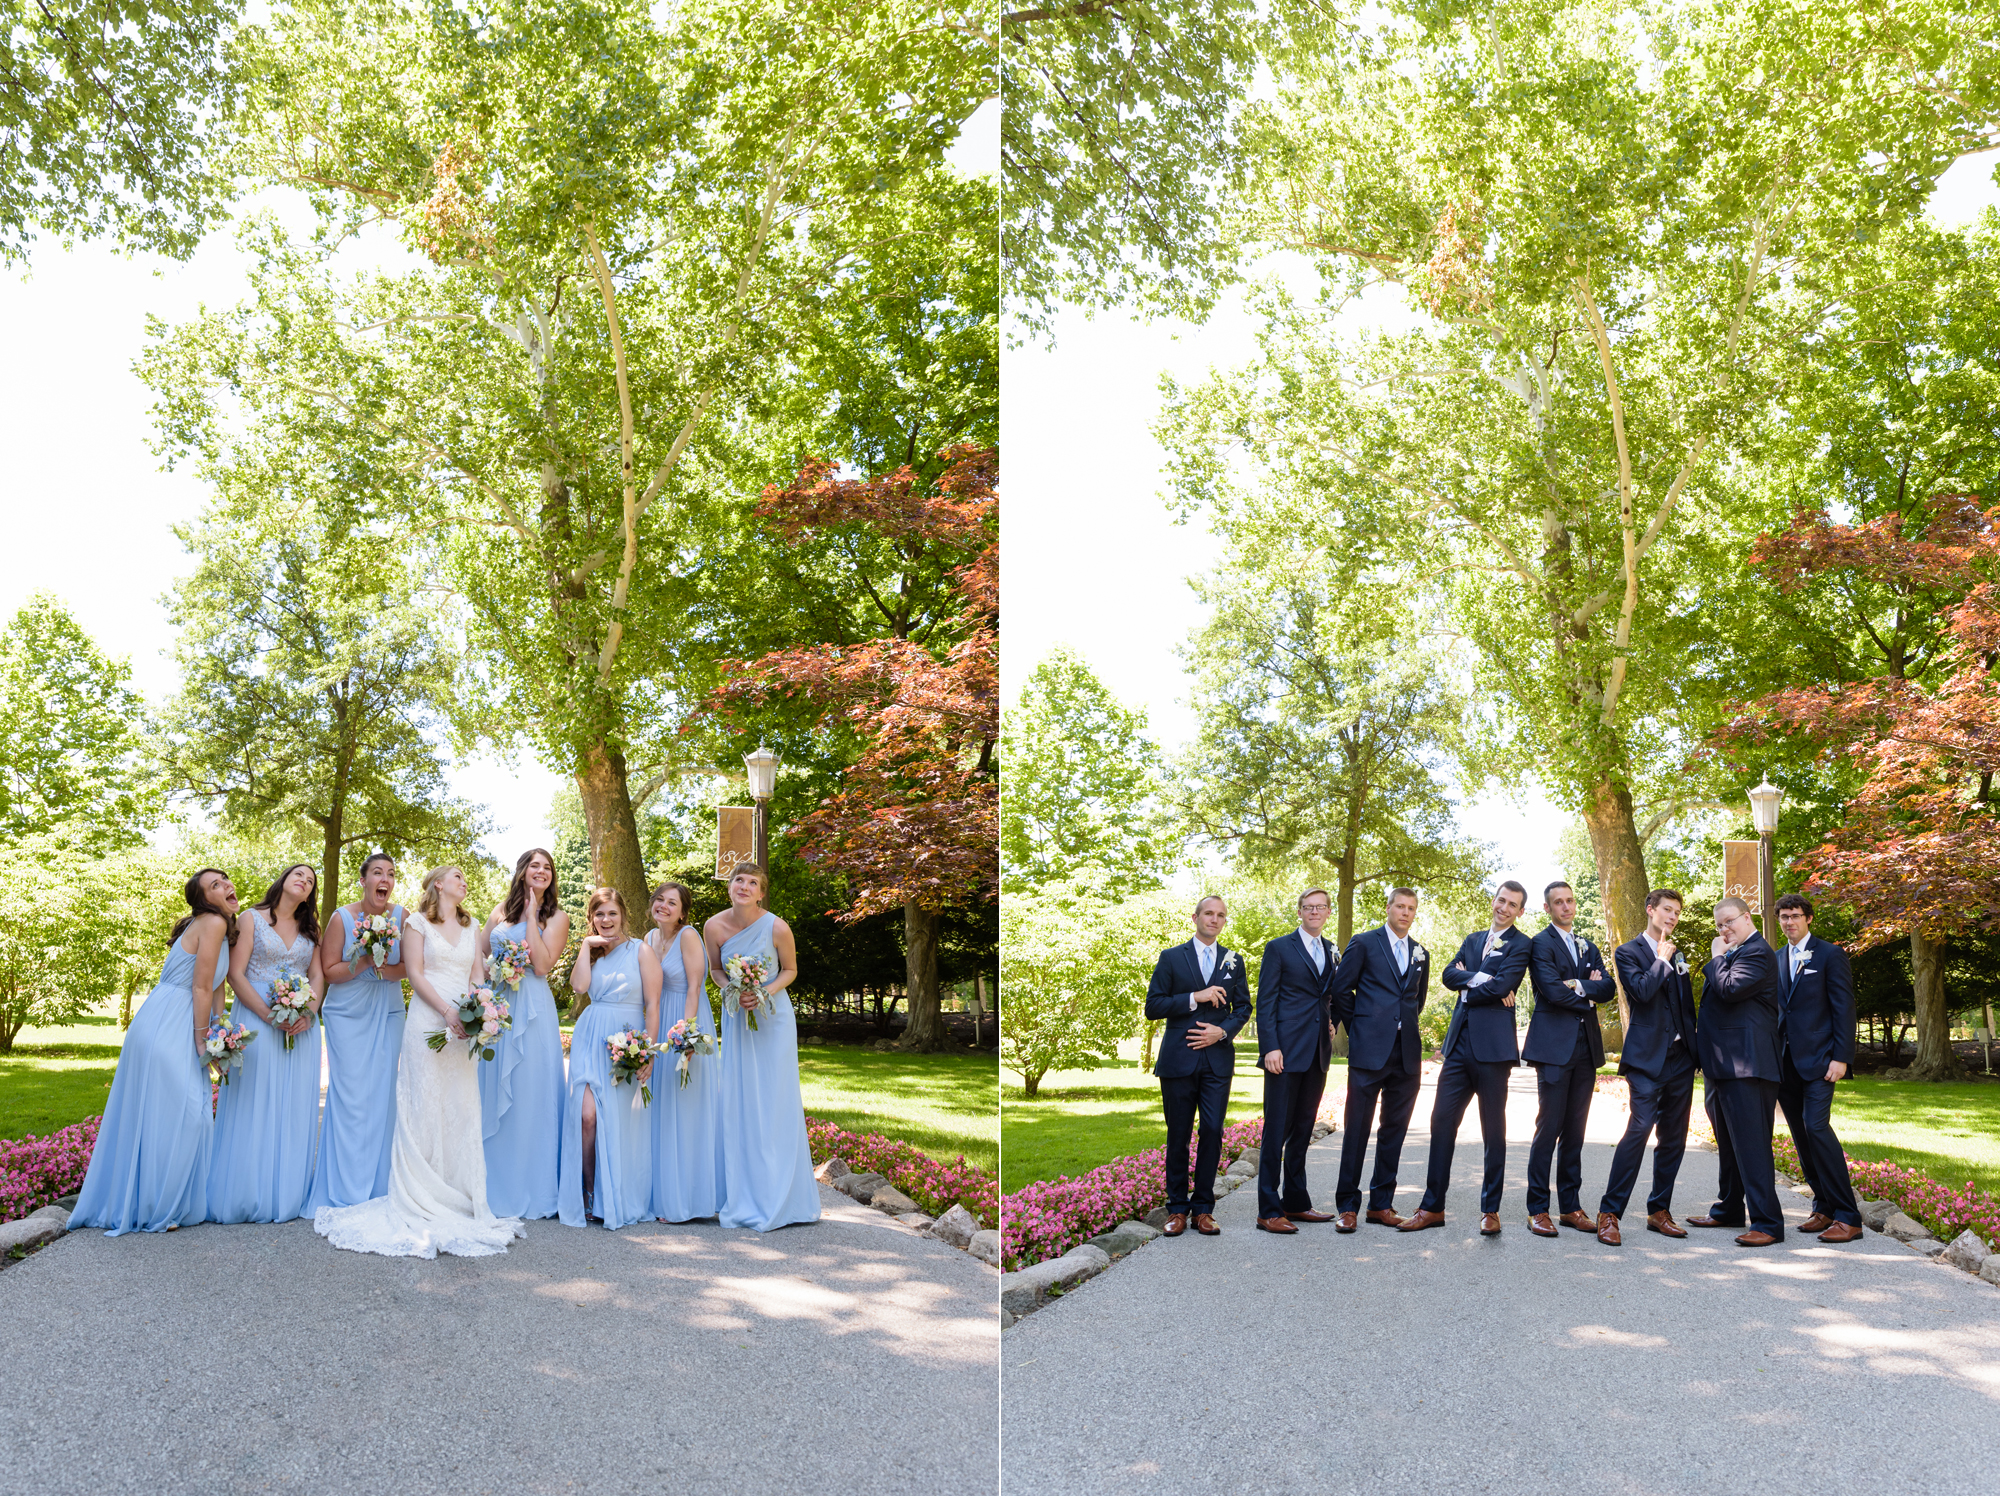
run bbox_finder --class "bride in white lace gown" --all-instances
[315,866,525,1258]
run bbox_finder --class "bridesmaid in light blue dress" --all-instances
[71,868,237,1236]
[305,853,407,1213]
[707,864,820,1232]
[477,848,568,1220]
[646,880,719,1221]
[208,864,326,1222]
[559,888,661,1228]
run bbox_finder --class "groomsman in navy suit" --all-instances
[1328,886,1429,1231]
[1686,897,1787,1245]
[1254,889,1339,1234]
[1522,880,1616,1237]
[1401,881,1531,1236]
[1772,893,1864,1243]
[1144,895,1253,1237]
[1597,888,1699,1245]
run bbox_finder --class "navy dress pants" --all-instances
[1419,1044,1512,1215]
[1706,1075,1785,1238]
[1257,1062,1327,1219]
[1778,1061,1860,1227]
[1336,1045,1421,1215]
[1597,1051,1695,1218]
[1525,1055,1595,1216]
[1161,1066,1230,1215]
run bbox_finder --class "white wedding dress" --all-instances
[314,913,526,1258]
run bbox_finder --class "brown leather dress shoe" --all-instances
[1365,1207,1405,1228]
[1559,1209,1595,1232]
[1397,1209,1446,1232]
[1684,1214,1745,1228]
[1596,1212,1622,1246]
[1480,1213,1503,1236]
[1798,1212,1834,1234]
[1646,1211,1688,1239]
[1192,1213,1219,1235]
[1284,1209,1335,1223]
[1817,1221,1864,1243]
[1256,1215,1299,1234]
[1527,1212,1559,1237]
[1735,1229,1780,1247]
[1163,1213,1187,1237]
[1336,1212,1358,1232]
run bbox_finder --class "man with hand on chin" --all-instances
[1144,895,1252,1238]
[1253,889,1339,1235]
[1401,881,1531,1237]
[1522,880,1616,1237]
[1328,886,1429,1232]
[1773,894,1863,1243]
[1687,897,1786,1246]
[1598,888,1699,1245]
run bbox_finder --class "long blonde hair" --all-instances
[418,865,472,926]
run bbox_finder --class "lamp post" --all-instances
[1748,773,1782,933]
[743,746,780,869]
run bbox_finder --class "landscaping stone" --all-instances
[1882,1211,1933,1244]
[1224,1156,1257,1178]
[833,1171,889,1204]
[814,1157,851,1182]
[870,1185,921,1216]
[896,1212,935,1231]
[0,1211,67,1253]
[1940,1230,1989,1273]
[1143,1207,1171,1229]
[1234,1148,1260,1173]
[1911,1237,1949,1259]
[968,1230,1001,1267]
[54,1194,78,1211]
[1979,1254,2000,1287]
[1858,1198,1897,1231]
[1213,1176,1241,1196]
[1000,1309,1017,1329]
[1084,1220,1160,1261]
[931,1204,980,1250]
[999,1245,1113,1317]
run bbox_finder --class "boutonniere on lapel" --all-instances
[1218,951,1241,981]
[1413,944,1426,966]
[1673,956,1690,975]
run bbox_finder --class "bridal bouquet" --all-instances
[204,1016,255,1087]
[426,983,511,1062]
[722,954,770,1032]
[487,936,533,991]
[607,1028,666,1107]
[265,969,314,1050]
[345,912,399,972]
[662,1018,717,1089]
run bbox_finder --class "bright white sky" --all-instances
[1004,155,2000,896]
[0,97,1000,865]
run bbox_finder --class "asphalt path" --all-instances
[2,1187,997,1493]
[1001,1071,2000,1495]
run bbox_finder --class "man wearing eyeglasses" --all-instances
[1686,897,1786,1245]
[1253,889,1340,1234]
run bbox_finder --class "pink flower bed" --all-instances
[805,1116,997,1230]
[1774,1134,2000,1253]
[1000,1117,1265,1271]
[0,1116,101,1224]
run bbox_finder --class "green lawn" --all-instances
[800,1046,998,1176]
[0,1008,124,1141]
[1812,1077,2000,1200]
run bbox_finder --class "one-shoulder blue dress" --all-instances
[305,905,406,1212]
[477,916,563,1219]
[716,912,820,1231]
[558,938,654,1229]
[207,909,323,1222]
[71,936,227,1235]
[650,931,721,1221]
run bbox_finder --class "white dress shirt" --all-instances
[1467,926,1507,987]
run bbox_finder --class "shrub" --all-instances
[1774,1134,2000,1253]
[805,1116,998,1230]
[0,1116,101,1223]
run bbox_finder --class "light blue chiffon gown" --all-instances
[716,912,820,1231]
[70,936,226,1235]
[649,933,721,1221]
[207,909,323,1222]
[478,916,563,1219]
[558,939,654,1229]
[305,905,406,1212]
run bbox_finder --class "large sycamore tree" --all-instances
[1161,0,2000,960]
[144,0,991,918]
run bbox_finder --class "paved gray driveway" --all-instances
[2,1187,996,1493]
[1001,1081,2000,1495]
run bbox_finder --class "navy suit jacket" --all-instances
[1697,932,1783,1083]
[1439,926,1530,1066]
[1523,924,1616,1068]
[1612,934,1698,1081]
[1144,940,1252,1079]
[1255,929,1335,1072]
[1777,935,1856,1078]
[1330,925,1430,1074]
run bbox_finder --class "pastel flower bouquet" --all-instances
[204,1016,255,1088]
[265,968,315,1050]
[487,936,533,991]
[344,912,399,972]
[722,954,770,1031]
[426,983,511,1061]
[662,1018,717,1089]
[607,1028,666,1106]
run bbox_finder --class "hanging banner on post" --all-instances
[716,806,755,881]
[1722,840,1762,912]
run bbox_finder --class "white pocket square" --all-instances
[1800,967,1816,976]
